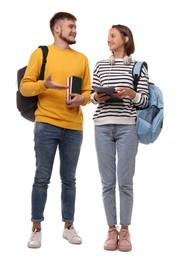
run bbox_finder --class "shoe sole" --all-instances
[104,245,118,251]
[118,246,132,252]
[27,244,41,249]
[63,235,82,244]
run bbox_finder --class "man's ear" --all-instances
[54,23,61,34]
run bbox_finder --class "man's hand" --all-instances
[44,75,68,90]
[66,94,85,108]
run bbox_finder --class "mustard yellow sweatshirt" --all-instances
[20,45,91,130]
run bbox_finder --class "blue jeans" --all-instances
[95,124,139,226]
[31,122,83,223]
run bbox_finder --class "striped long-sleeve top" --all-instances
[90,58,149,125]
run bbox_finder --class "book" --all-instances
[66,76,82,100]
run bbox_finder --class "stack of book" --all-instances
[66,76,82,100]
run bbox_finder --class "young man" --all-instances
[20,12,91,248]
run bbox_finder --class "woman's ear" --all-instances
[124,36,129,43]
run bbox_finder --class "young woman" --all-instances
[90,24,149,252]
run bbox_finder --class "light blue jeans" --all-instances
[31,122,83,223]
[95,124,139,226]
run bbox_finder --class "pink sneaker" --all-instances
[118,229,132,252]
[104,227,118,251]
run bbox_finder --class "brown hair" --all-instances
[50,12,77,32]
[111,24,135,55]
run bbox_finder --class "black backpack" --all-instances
[16,45,48,122]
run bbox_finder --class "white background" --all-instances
[1,0,176,259]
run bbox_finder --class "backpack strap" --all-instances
[38,45,48,80]
[133,61,148,91]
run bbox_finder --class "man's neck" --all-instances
[53,41,70,50]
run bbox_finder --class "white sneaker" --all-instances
[63,225,82,244]
[27,229,42,248]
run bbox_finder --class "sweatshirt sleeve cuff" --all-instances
[132,92,141,104]
[90,92,98,104]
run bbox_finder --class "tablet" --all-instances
[93,86,116,95]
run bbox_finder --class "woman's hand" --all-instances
[94,92,110,103]
[113,87,136,100]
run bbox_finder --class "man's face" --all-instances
[58,19,77,45]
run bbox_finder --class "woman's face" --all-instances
[107,28,127,53]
